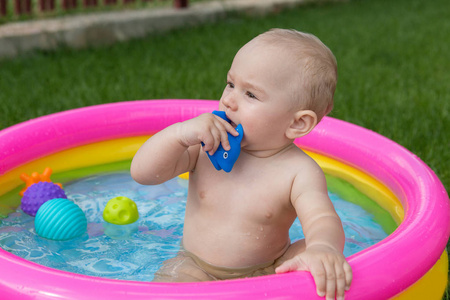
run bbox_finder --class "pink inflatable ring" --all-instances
[0,99,448,299]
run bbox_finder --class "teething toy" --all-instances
[103,196,139,239]
[204,110,244,172]
[21,181,67,217]
[19,167,62,196]
[35,198,87,241]
[103,196,139,225]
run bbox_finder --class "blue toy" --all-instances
[204,111,244,172]
[35,198,87,241]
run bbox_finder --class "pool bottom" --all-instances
[0,170,391,281]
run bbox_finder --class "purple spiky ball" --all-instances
[21,182,67,217]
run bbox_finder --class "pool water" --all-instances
[0,172,388,281]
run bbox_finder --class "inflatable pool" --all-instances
[0,99,448,299]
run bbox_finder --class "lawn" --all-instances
[0,0,449,297]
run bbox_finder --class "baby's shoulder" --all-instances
[284,145,320,165]
[281,147,329,201]
[283,146,325,179]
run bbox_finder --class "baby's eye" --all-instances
[227,81,235,89]
[246,91,257,99]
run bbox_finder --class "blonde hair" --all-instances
[254,29,337,121]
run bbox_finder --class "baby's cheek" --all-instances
[241,122,255,135]
[241,123,260,140]
[239,127,252,146]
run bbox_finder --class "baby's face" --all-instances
[219,40,300,151]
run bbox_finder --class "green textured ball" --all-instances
[103,196,139,225]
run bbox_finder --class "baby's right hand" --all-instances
[176,113,239,155]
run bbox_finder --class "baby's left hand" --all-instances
[275,245,352,300]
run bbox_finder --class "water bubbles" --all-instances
[0,173,388,281]
[0,172,185,281]
[288,192,388,257]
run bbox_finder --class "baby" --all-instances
[131,28,352,300]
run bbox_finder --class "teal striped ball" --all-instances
[35,198,87,241]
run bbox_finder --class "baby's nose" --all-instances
[223,93,238,111]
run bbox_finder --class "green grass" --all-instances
[0,0,449,297]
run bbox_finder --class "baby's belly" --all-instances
[182,219,291,268]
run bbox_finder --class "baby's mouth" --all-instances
[222,111,238,128]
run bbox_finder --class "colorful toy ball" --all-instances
[103,196,139,225]
[21,181,67,217]
[19,167,62,196]
[35,198,87,241]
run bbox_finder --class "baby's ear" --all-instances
[285,110,318,139]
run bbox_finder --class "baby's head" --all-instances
[220,29,337,150]
[242,29,337,122]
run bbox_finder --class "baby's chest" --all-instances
[194,172,294,218]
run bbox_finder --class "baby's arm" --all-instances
[275,161,352,300]
[131,113,238,185]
